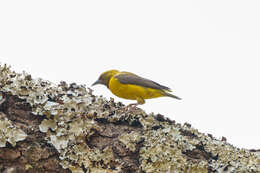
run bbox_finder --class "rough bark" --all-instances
[0,64,259,173]
[0,93,69,173]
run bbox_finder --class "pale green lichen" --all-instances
[0,63,260,173]
[119,131,142,152]
[0,113,27,147]
[39,119,57,133]
[139,124,203,173]
[0,92,5,105]
[49,135,69,151]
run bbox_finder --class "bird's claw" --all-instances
[125,103,141,112]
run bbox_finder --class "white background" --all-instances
[1,0,260,149]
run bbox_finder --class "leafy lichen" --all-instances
[0,113,27,147]
[0,63,259,173]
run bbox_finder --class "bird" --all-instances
[92,70,181,107]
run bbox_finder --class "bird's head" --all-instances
[92,70,119,88]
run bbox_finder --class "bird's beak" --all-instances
[92,79,102,86]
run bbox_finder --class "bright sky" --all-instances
[1,0,260,149]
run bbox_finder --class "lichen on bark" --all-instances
[0,63,259,173]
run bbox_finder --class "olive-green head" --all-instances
[92,70,119,88]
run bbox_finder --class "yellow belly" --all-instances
[108,77,164,100]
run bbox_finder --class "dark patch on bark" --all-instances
[182,142,218,161]
[154,113,175,125]
[85,122,144,173]
[249,149,260,152]
[179,129,198,138]
[151,125,164,130]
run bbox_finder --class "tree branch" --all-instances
[0,64,259,173]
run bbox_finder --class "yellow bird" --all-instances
[92,70,181,106]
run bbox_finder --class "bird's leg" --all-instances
[126,97,145,111]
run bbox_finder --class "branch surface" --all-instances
[0,64,259,173]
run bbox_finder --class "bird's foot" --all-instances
[128,103,138,107]
[116,103,138,113]
[125,103,141,112]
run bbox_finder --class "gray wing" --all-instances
[114,73,171,91]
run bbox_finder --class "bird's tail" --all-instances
[164,92,181,100]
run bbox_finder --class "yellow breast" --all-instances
[108,77,164,100]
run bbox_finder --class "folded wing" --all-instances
[114,73,171,91]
